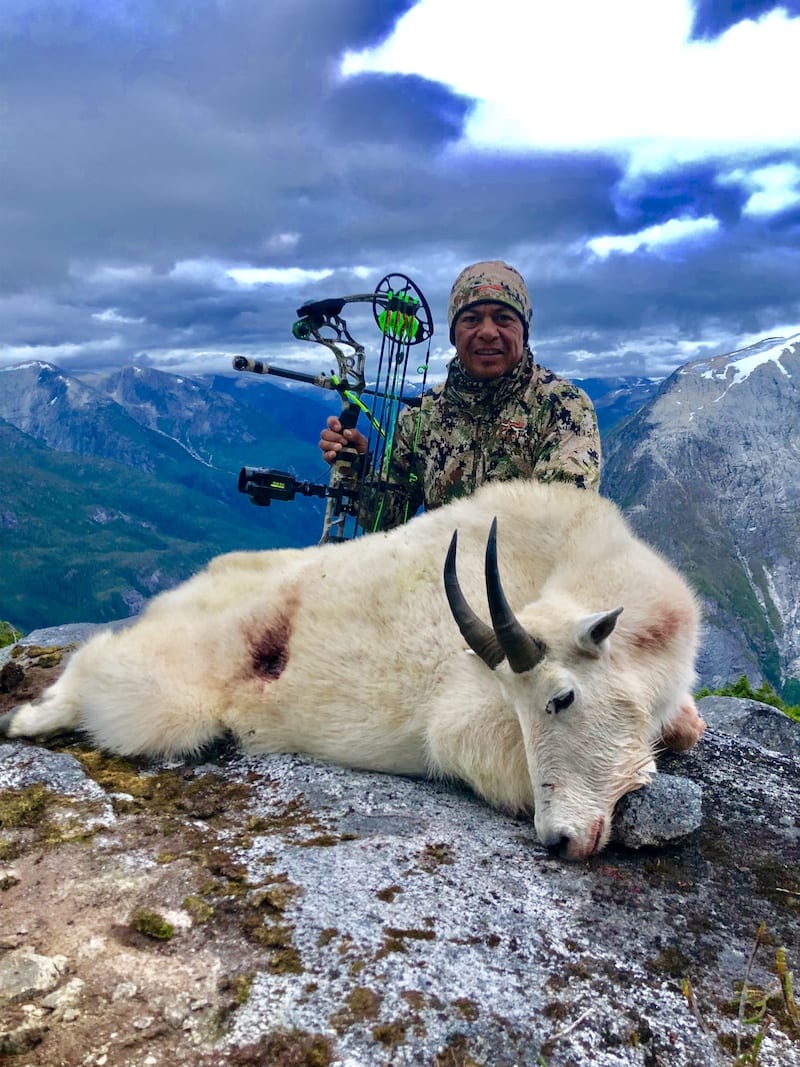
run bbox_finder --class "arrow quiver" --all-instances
[233,273,433,543]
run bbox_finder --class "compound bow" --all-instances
[234,273,434,543]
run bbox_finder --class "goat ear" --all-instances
[575,607,623,655]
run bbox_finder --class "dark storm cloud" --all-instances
[0,0,463,368]
[0,0,626,369]
[689,0,800,39]
[530,210,800,378]
[0,0,421,283]
[324,74,472,146]
[1,0,798,381]
[611,160,748,229]
[284,142,623,270]
[546,232,789,336]
[514,138,798,376]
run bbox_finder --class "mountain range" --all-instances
[0,362,330,628]
[602,333,800,702]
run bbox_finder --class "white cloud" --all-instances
[226,266,334,287]
[719,162,800,217]
[166,259,335,289]
[78,264,155,285]
[80,256,346,294]
[586,215,720,258]
[0,337,124,367]
[341,0,800,168]
[264,232,301,252]
[92,308,145,325]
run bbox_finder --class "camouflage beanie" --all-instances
[447,260,532,344]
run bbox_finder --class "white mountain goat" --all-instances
[2,479,704,860]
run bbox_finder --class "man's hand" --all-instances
[318,415,369,465]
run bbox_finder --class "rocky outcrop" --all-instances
[1,636,799,1066]
[699,695,800,761]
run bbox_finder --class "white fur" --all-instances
[5,480,704,860]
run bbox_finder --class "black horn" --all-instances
[444,531,505,669]
[485,518,546,674]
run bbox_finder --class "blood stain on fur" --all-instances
[248,614,292,681]
[632,608,688,652]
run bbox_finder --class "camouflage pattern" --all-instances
[360,350,601,533]
[448,260,533,343]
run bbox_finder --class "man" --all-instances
[318,260,600,531]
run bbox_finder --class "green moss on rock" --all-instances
[130,907,175,941]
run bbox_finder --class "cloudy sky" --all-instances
[2,0,799,387]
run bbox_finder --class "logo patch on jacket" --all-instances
[500,419,527,439]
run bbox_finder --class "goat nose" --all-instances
[544,834,573,858]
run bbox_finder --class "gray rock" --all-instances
[613,773,703,848]
[0,948,66,1004]
[18,622,115,648]
[40,977,85,1011]
[15,618,133,654]
[699,695,800,759]
[0,744,106,802]
[0,744,116,830]
[0,619,136,670]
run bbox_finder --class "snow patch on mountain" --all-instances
[689,333,798,383]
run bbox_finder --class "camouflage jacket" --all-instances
[360,350,601,532]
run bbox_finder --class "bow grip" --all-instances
[339,405,359,431]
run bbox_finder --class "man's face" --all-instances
[453,302,525,380]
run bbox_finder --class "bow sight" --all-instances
[233,273,433,543]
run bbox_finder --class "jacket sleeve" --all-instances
[533,384,602,491]
[357,407,426,532]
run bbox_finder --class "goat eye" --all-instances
[547,690,575,715]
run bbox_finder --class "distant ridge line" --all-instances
[722,335,796,360]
